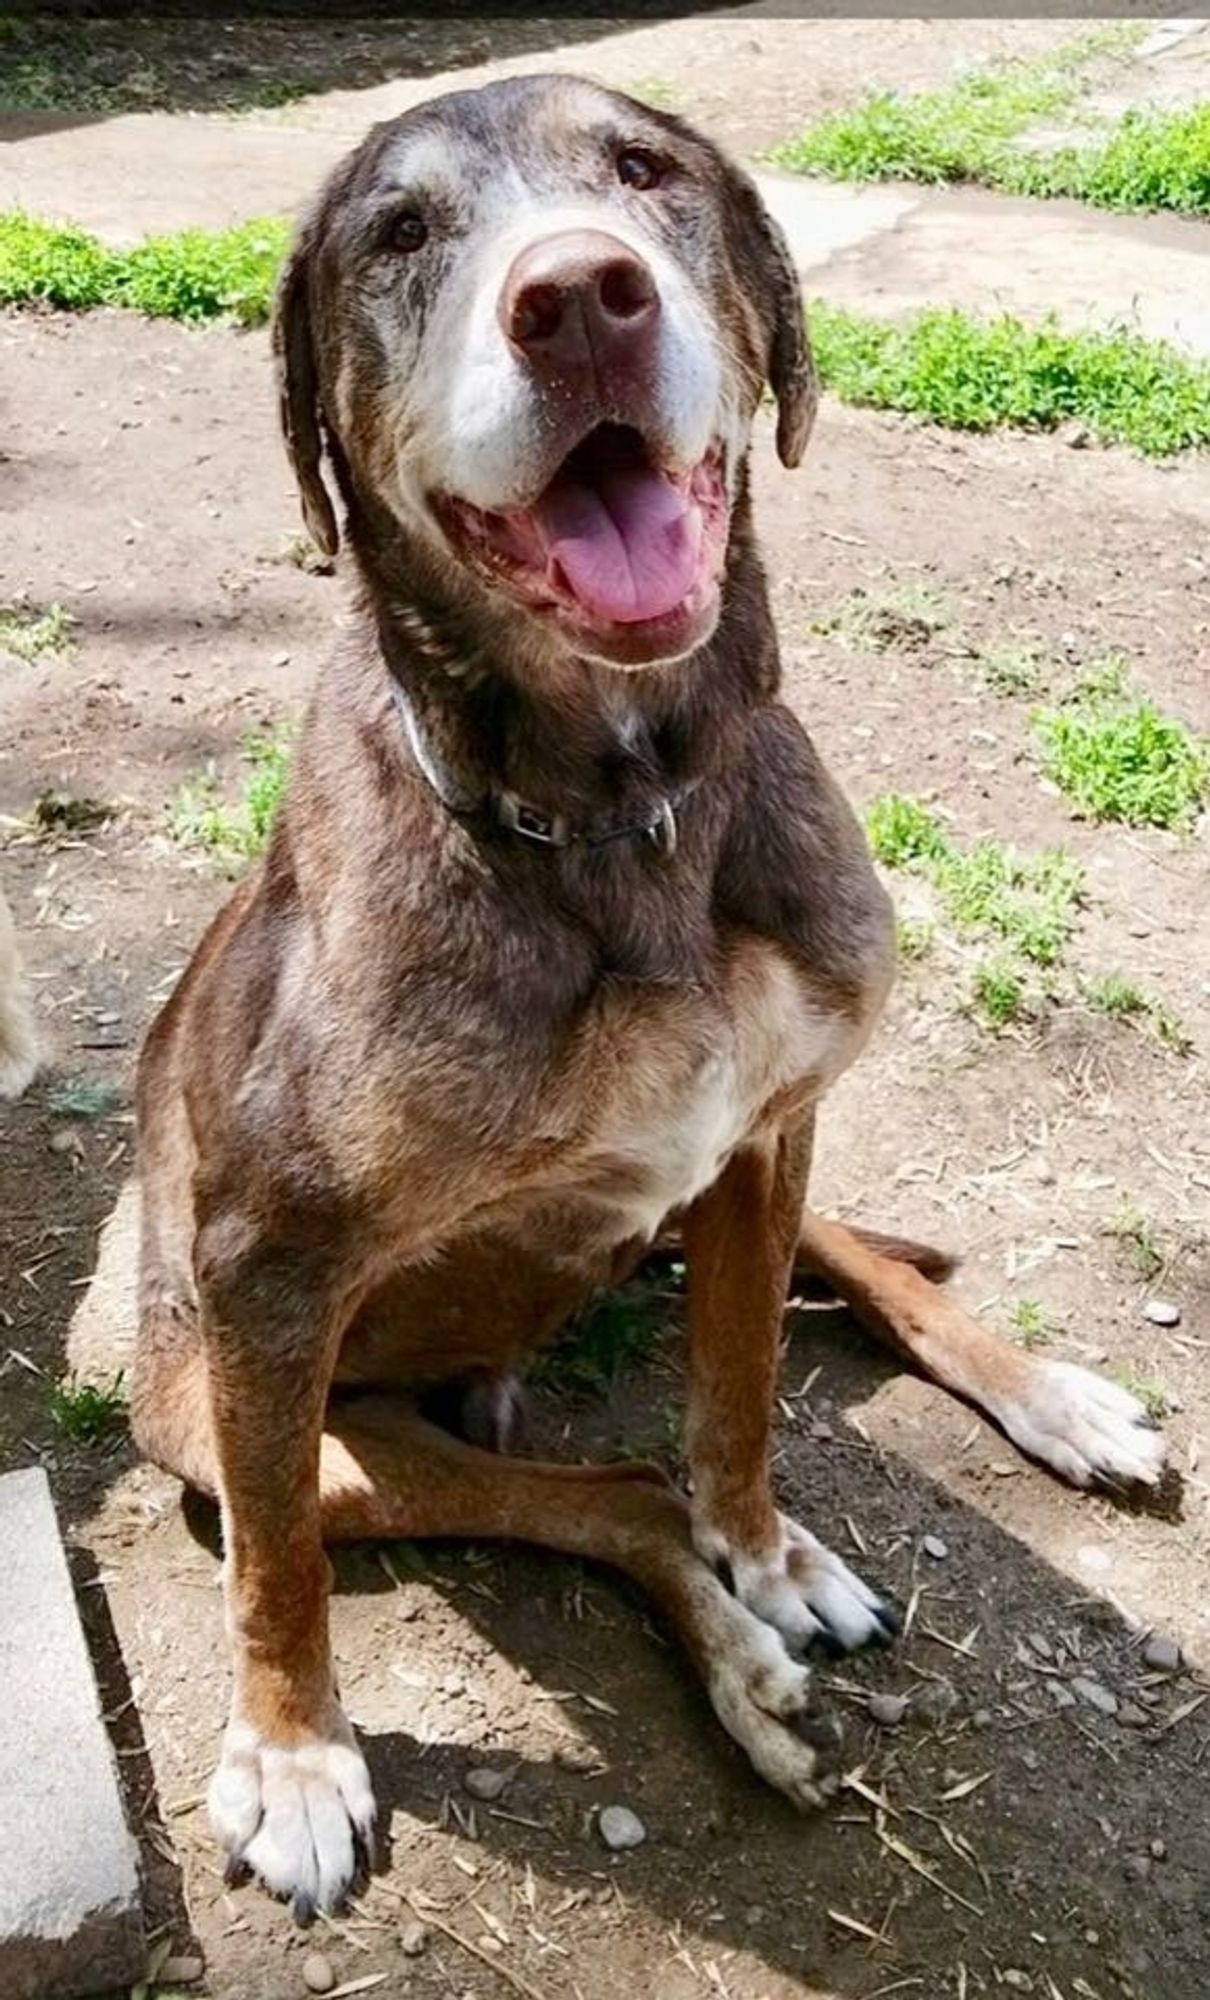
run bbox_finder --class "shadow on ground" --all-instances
[0,8,719,132]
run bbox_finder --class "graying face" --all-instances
[284,77,815,668]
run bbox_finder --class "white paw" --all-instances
[694,1510,895,1654]
[209,1711,377,1920]
[689,1570,843,1809]
[990,1360,1166,1488]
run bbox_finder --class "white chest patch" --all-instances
[577,948,856,1245]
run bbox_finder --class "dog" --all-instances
[0,885,39,1099]
[131,76,1165,1921]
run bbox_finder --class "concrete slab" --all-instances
[0,1468,144,2000]
[752,172,919,273]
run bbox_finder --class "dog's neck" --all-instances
[345,473,780,827]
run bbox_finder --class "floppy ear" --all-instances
[724,168,819,469]
[273,231,340,558]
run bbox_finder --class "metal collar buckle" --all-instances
[497,792,570,847]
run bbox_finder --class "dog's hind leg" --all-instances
[797,1209,1165,1489]
[319,1397,845,1812]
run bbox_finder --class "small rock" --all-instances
[160,1957,205,1986]
[1032,1158,1057,1186]
[745,1906,766,1927]
[598,1804,647,1852]
[911,1681,959,1725]
[1003,1973,1033,1992]
[922,1535,948,1561]
[49,1126,83,1156]
[1142,1633,1182,1672]
[972,1707,994,1730]
[1064,423,1094,450]
[1021,1748,1039,1773]
[271,649,291,668]
[555,1739,604,1775]
[1124,1854,1151,1883]
[302,1953,335,1995]
[1046,1682,1076,1709]
[868,1692,908,1728]
[401,1920,429,1957]
[464,1766,510,1803]
[1143,1299,1180,1329]
[1150,1836,1168,1862]
[1118,1703,1150,1728]
[1028,1632,1053,1658]
[1072,1677,1119,1717]
[476,1934,503,1956]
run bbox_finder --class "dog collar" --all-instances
[390,679,694,857]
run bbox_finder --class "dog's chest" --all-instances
[566,943,851,1243]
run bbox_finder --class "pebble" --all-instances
[868,1692,908,1728]
[160,1958,205,1986]
[1072,1677,1119,1717]
[972,1707,994,1730]
[1046,1682,1076,1709]
[1142,1632,1182,1672]
[1143,1299,1181,1328]
[302,1953,335,1995]
[464,1766,510,1802]
[401,1920,429,1957]
[922,1535,949,1561]
[49,1126,83,1155]
[1118,1702,1150,1728]
[1028,1632,1053,1658]
[1150,1837,1167,1861]
[598,1804,647,1851]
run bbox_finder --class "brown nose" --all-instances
[499,230,659,378]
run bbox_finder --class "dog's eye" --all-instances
[389,212,429,254]
[616,147,662,192]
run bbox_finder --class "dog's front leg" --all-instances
[682,1119,896,1655]
[197,1216,375,1921]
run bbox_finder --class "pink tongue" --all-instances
[533,463,702,625]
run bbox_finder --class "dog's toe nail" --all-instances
[792,1709,844,1773]
[291,1890,317,1928]
[223,1853,250,1889]
[873,1602,901,1640]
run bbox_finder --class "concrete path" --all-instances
[1,12,1205,355]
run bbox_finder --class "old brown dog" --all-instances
[133,77,1164,1918]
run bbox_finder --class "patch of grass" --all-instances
[1085,972,1148,1020]
[812,582,950,654]
[30,789,111,834]
[1034,666,1208,829]
[1105,1202,1164,1281]
[0,210,287,327]
[626,77,683,109]
[970,958,1026,1030]
[169,726,293,870]
[769,29,1209,218]
[976,640,1049,698]
[869,793,1085,1029]
[50,1371,126,1444]
[1001,102,1210,216]
[896,916,935,962]
[0,600,76,662]
[282,534,335,577]
[1009,1297,1052,1348]
[810,302,1210,458]
[532,1274,675,1394]
[48,1077,123,1118]
[1083,974,1194,1057]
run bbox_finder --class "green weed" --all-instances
[48,1077,123,1118]
[810,303,1210,458]
[1105,1202,1163,1280]
[970,958,1027,1030]
[50,1371,126,1444]
[0,600,76,662]
[0,210,287,327]
[896,917,935,962]
[1115,1368,1172,1423]
[770,29,1209,218]
[1083,975,1194,1056]
[532,1274,675,1394]
[169,727,293,869]
[867,794,951,869]
[977,640,1048,698]
[1009,1297,1052,1348]
[1034,669,1208,829]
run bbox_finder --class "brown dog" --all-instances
[132,77,1164,1919]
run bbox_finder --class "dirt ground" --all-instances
[2,18,1209,2000]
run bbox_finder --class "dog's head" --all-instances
[277,75,815,669]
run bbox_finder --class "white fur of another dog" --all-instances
[0,885,39,1099]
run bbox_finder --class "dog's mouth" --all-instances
[436,423,729,660]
